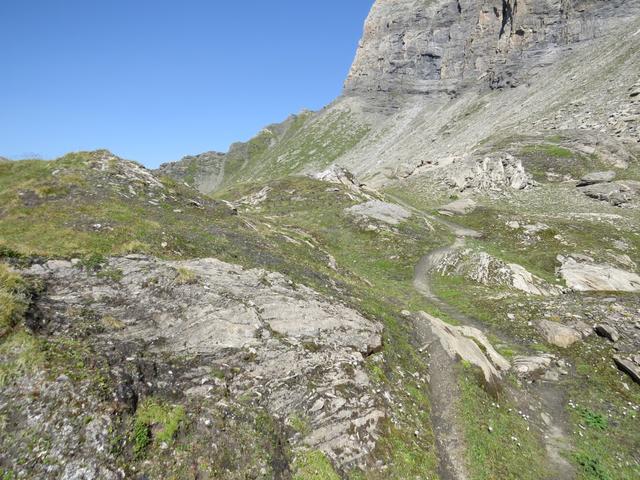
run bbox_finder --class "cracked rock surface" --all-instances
[21,256,385,469]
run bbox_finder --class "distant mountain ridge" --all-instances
[160,0,639,193]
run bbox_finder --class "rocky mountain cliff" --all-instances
[344,0,634,99]
[162,0,639,192]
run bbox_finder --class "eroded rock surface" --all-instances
[441,154,536,193]
[415,311,510,387]
[344,0,635,102]
[345,200,411,225]
[22,256,385,468]
[577,171,616,186]
[579,180,640,207]
[558,254,640,292]
[436,248,562,296]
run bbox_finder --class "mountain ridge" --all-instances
[160,0,639,193]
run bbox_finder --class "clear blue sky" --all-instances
[0,1,372,167]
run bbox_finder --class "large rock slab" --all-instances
[577,171,616,186]
[24,256,385,466]
[345,200,411,225]
[558,255,640,292]
[436,248,562,296]
[578,180,640,206]
[415,312,510,388]
[537,320,582,348]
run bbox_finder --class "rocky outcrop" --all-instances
[416,312,511,387]
[440,154,536,193]
[536,320,582,348]
[22,256,385,467]
[157,151,226,193]
[557,254,640,292]
[314,165,362,190]
[577,171,616,186]
[344,0,634,104]
[345,200,411,225]
[436,248,562,296]
[578,180,640,207]
[415,312,510,388]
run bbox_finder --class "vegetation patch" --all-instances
[459,366,548,480]
[293,450,340,480]
[132,399,186,456]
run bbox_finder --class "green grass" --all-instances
[174,266,197,285]
[293,450,340,480]
[0,264,27,336]
[0,330,44,387]
[432,270,640,480]
[459,366,549,480]
[217,109,370,193]
[576,407,608,430]
[521,144,574,159]
[133,399,186,456]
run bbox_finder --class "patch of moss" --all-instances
[132,399,186,456]
[0,330,44,387]
[293,450,340,480]
[0,264,27,336]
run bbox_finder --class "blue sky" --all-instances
[0,1,372,167]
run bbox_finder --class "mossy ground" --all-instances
[2,149,638,478]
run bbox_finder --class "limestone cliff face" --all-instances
[161,0,639,192]
[344,0,635,101]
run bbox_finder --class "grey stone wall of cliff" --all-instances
[343,0,638,104]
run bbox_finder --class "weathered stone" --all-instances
[345,200,411,225]
[578,180,640,206]
[595,324,620,343]
[438,198,477,216]
[513,354,556,379]
[537,320,582,348]
[577,171,616,186]
[24,256,385,466]
[437,248,562,296]
[443,154,535,193]
[613,356,640,385]
[558,255,640,292]
[415,312,510,387]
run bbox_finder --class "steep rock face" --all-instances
[159,0,639,192]
[344,0,633,104]
[157,151,226,192]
